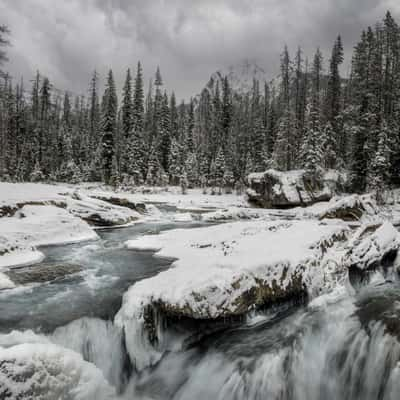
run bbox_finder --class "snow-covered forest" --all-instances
[0,11,399,195]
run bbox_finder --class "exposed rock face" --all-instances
[6,263,82,285]
[246,169,343,208]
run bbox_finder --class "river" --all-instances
[1,216,400,399]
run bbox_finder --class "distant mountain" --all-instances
[203,59,280,97]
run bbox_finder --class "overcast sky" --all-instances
[1,0,400,101]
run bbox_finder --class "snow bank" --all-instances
[0,343,116,399]
[118,219,351,369]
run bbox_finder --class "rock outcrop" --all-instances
[246,169,344,208]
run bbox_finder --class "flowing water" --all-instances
[1,215,400,399]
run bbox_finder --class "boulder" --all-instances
[246,169,343,208]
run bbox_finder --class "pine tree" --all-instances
[185,152,198,188]
[301,106,324,174]
[133,62,144,134]
[121,68,133,173]
[169,92,179,139]
[101,69,118,184]
[368,121,390,203]
[0,25,10,73]
[145,145,161,186]
[322,122,337,169]
[168,138,182,185]
[159,92,171,172]
[186,98,195,152]
[88,70,101,153]
[214,147,225,194]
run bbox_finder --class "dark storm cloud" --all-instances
[1,0,399,100]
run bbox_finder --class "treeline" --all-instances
[0,12,400,194]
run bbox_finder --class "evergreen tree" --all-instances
[121,68,133,173]
[185,152,198,188]
[133,62,144,133]
[368,121,391,202]
[101,70,118,184]
[301,107,324,173]
[214,147,225,194]
[0,25,10,73]
[168,138,182,185]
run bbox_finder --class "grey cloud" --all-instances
[1,0,399,100]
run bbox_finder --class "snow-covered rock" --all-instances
[202,207,261,222]
[0,343,116,399]
[66,192,141,227]
[201,206,296,222]
[343,222,400,271]
[89,194,146,213]
[246,169,343,208]
[171,212,194,222]
[319,194,378,222]
[117,219,351,370]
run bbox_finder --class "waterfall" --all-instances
[121,287,400,400]
[51,317,129,392]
